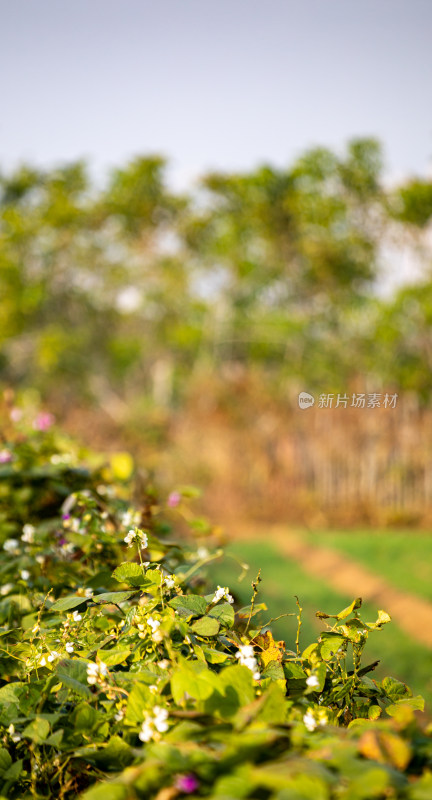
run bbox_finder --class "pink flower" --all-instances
[167,491,181,508]
[0,449,12,463]
[10,408,22,423]
[175,774,200,793]
[33,413,55,432]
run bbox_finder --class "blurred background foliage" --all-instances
[2,137,432,523]
[2,137,432,407]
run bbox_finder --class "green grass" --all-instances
[307,529,432,602]
[209,540,432,709]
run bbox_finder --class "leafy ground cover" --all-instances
[0,412,431,799]
[211,541,432,709]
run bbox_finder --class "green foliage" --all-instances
[0,416,431,798]
[2,138,432,407]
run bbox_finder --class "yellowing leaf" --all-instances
[254,630,285,668]
[359,730,412,770]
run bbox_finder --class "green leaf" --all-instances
[0,748,12,776]
[112,562,147,587]
[126,683,149,723]
[81,782,128,800]
[202,646,230,664]
[0,683,23,708]
[22,717,50,743]
[316,597,362,620]
[97,648,131,667]
[319,633,346,661]
[93,591,136,605]
[382,676,412,702]
[208,602,235,628]
[283,662,307,679]
[75,736,133,770]
[170,594,207,617]
[171,662,218,705]
[386,695,424,716]
[191,615,220,637]
[3,760,23,781]
[56,659,92,698]
[74,703,97,731]
[219,665,255,710]
[50,595,88,613]
[45,730,64,746]
[261,661,285,681]
[336,597,362,620]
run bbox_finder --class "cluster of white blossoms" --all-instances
[235,644,261,680]
[163,575,175,590]
[303,707,328,732]
[3,539,19,553]
[87,661,109,685]
[212,585,234,605]
[121,509,141,528]
[306,674,320,689]
[21,524,35,543]
[147,616,163,643]
[124,527,149,549]
[139,706,169,742]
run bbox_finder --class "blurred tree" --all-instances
[1,139,432,411]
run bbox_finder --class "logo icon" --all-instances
[298,392,315,409]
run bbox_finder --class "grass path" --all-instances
[232,525,432,649]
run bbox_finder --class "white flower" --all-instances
[20,570,30,581]
[157,659,170,670]
[48,650,60,662]
[87,661,108,685]
[212,585,234,605]
[0,583,14,596]
[7,724,21,743]
[306,675,320,689]
[72,610,82,622]
[153,705,169,732]
[147,616,160,633]
[164,575,175,589]
[65,642,74,654]
[3,539,19,553]
[32,623,40,633]
[35,555,45,566]
[303,710,317,732]
[121,510,140,527]
[38,656,47,667]
[303,707,328,732]
[149,684,158,694]
[124,528,148,549]
[22,524,35,543]
[139,706,169,742]
[197,546,209,560]
[152,628,163,643]
[235,644,261,680]
[114,708,125,722]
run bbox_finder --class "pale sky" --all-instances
[1,0,431,190]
